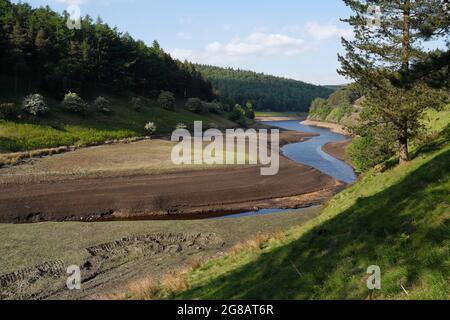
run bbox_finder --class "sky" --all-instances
[21,0,357,85]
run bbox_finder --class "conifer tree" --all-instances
[339,0,448,163]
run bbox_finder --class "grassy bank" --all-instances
[0,97,236,153]
[124,123,450,300]
[0,207,322,299]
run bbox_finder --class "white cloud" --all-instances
[170,32,312,65]
[306,22,353,41]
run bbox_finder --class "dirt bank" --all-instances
[301,120,351,136]
[322,140,351,162]
[0,131,342,223]
[0,158,341,223]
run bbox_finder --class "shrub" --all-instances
[202,101,222,114]
[22,94,49,116]
[230,104,246,122]
[63,91,87,113]
[94,96,111,113]
[176,123,188,130]
[185,98,205,114]
[131,97,144,111]
[144,122,157,135]
[0,103,19,119]
[243,101,255,120]
[158,91,176,110]
[347,134,396,172]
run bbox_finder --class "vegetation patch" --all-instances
[123,123,450,300]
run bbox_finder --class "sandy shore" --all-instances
[322,140,351,162]
[301,120,351,136]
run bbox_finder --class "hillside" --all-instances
[196,65,334,112]
[308,84,362,127]
[0,0,212,100]
[0,96,236,155]
[123,113,450,300]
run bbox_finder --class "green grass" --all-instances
[133,121,450,300]
[0,97,237,153]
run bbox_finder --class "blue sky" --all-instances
[22,0,356,85]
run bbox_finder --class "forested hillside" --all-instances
[196,65,334,112]
[308,84,362,126]
[0,0,213,100]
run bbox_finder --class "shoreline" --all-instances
[301,119,351,136]
[322,140,351,163]
[255,116,305,122]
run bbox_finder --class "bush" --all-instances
[63,91,88,113]
[131,97,144,111]
[347,134,396,172]
[185,98,206,114]
[202,101,222,114]
[325,104,352,124]
[22,94,49,116]
[0,103,19,119]
[94,96,111,113]
[176,123,188,130]
[230,104,246,122]
[158,91,176,110]
[243,101,255,120]
[144,121,157,135]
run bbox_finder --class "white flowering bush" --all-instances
[22,94,48,116]
[144,121,157,135]
[94,96,111,113]
[63,91,88,113]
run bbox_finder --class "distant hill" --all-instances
[196,65,334,112]
[308,84,363,126]
[323,85,348,91]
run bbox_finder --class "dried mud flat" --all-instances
[0,129,344,299]
[0,208,322,300]
[0,232,224,300]
[0,131,342,223]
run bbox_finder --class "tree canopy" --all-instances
[0,0,213,100]
[195,64,334,112]
[339,0,448,164]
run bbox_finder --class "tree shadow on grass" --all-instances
[174,149,450,300]
[413,123,450,157]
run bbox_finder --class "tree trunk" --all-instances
[401,0,411,72]
[398,0,411,165]
[399,130,409,164]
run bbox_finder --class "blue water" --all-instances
[263,121,357,184]
[214,120,356,220]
